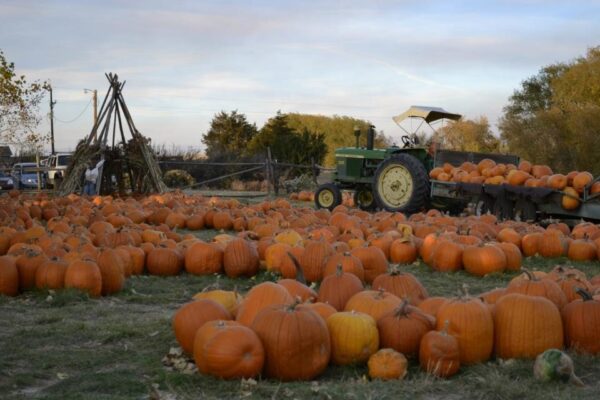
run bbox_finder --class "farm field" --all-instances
[1,225,599,400]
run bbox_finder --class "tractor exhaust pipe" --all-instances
[353,126,361,148]
[367,125,375,150]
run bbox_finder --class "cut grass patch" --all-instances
[0,252,599,399]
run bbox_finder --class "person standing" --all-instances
[83,159,104,196]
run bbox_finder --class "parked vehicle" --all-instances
[45,153,72,188]
[0,170,14,190]
[11,162,44,189]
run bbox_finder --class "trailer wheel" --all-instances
[354,188,376,211]
[315,183,342,211]
[514,199,537,222]
[493,197,514,221]
[475,195,495,216]
[373,154,429,213]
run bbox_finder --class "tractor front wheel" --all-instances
[354,188,376,211]
[315,183,342,211]
[373,154,429,213]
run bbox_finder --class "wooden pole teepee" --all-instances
[59,73,167,196]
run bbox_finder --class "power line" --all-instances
[53,99,92,123]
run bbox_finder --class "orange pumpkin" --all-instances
[377,300,435,358]
[368,349,408,380]
[172,299,232,354]
[252,302,330,380]
[419,321,460,378]
[193,320,264,379]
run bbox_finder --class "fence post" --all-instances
[311,157,319,186]
[265,147,271,196]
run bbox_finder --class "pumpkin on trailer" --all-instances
[561,288,600,354]
[494,293,563,359]
[377,300,435,358]
[419,321,460,378]
[368,348,408,380]
[251,302,330,381]
[172,299,232,354]
[193,320,264,379]
[327,311,379,365]
[371,267,428,305]
[435,287,494,365]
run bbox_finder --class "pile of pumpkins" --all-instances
[429,159,599,210]
[2,189,600,298]
[173,262,600,381]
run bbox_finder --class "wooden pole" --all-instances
[49,86,56,154]
[266,147,272,196]
[36,153,42,191]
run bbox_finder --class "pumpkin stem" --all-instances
[394,299,410,317]
[376,288,386,299]
[286,296,303,311]
[286,251,306,285]
[335,263,344,277]
[387,264,399,276]
[520,268,536,281]
[575,287,593,301]
[459,283,470,298]
[440,320,451,335]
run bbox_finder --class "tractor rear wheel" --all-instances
[373,154,429,213]
[354,188,376,211]
[315,183,342,211]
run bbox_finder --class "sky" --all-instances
[1,0,599,154]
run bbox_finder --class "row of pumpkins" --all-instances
[2,189,600,296]
[174,262,600,381]
[430,159,599,210]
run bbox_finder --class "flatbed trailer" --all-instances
[429,150,600,223]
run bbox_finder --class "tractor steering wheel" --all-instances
[401,135,411,148]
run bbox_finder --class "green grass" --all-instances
[1,247,599,399]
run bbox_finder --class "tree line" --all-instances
[2,46,600,174]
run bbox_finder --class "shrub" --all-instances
[163,169,195,188]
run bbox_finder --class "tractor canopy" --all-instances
[392,106,462,125]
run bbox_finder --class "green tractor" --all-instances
[314,106,461,213]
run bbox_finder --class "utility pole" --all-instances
[49,86,56,154]
[85,89,98,140]
[92,89,98,126]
